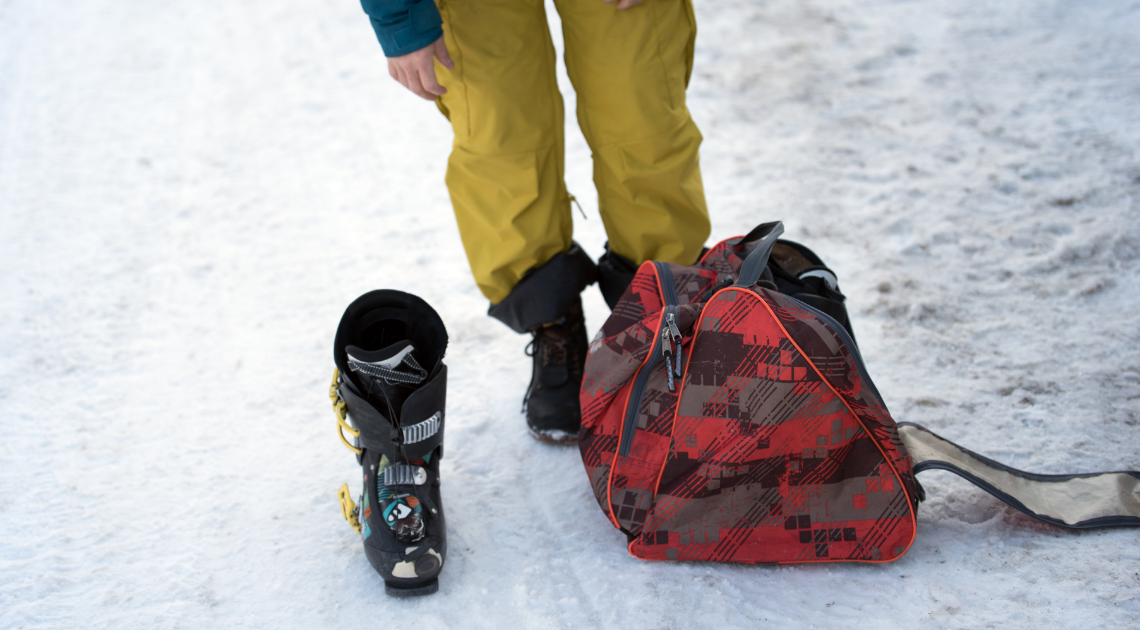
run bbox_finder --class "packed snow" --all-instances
[2,0,1138,627]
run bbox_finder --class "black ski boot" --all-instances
[524,298,588,444]
[329,290,448,597]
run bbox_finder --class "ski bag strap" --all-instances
[898,423,1140,529]
[733,221,785,288]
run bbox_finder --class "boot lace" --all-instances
[522,316,584,412]
[535,326,569,367]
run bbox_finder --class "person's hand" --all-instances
[602,0,645,8]
[387,36,455,100]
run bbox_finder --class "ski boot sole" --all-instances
[385,578,439,597]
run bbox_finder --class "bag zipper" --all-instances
[655,263,684,388]
[617,263,682,458]
[663,311,683,391]
[784,295,886,406]
[616,262,882,459]
[772,290,916,513]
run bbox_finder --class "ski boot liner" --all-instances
[578,221,1140,565]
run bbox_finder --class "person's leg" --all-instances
[433,0,594,441]
[554,0,710,302]
[434,0,594,331]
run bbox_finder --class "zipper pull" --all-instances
[666,312,682,340]
[666,313,683,378]
[661,324,675,392]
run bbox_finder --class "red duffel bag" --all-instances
[578,221,1140,565]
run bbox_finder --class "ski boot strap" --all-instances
[337,483,363,535]
[382,464,429,487]
[329,369,362,455]
[329,365,447,462]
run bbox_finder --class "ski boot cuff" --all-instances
[334,289,448,382]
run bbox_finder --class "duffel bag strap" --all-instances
[898,422,1140,529]
[733,221,785,288]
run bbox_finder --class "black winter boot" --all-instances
[524,298,588,444]
[330,290,448,597]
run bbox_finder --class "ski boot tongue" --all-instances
[345,341,428,421]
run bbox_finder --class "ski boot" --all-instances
[329,290,448,597]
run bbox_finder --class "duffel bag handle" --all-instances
[733,221,785,288]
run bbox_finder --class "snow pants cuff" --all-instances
[596,244,639,311]
[487,243,597,334]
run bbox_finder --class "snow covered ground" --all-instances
[2,0,1139,627]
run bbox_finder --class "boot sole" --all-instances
[528,428,579,445]
[385,578,439,597]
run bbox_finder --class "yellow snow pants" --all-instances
[434,0,710,304]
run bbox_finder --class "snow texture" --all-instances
[2,0,1139,628]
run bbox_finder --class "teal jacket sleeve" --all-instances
[360,0,443,58]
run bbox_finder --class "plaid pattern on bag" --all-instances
[579,223,920,564]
